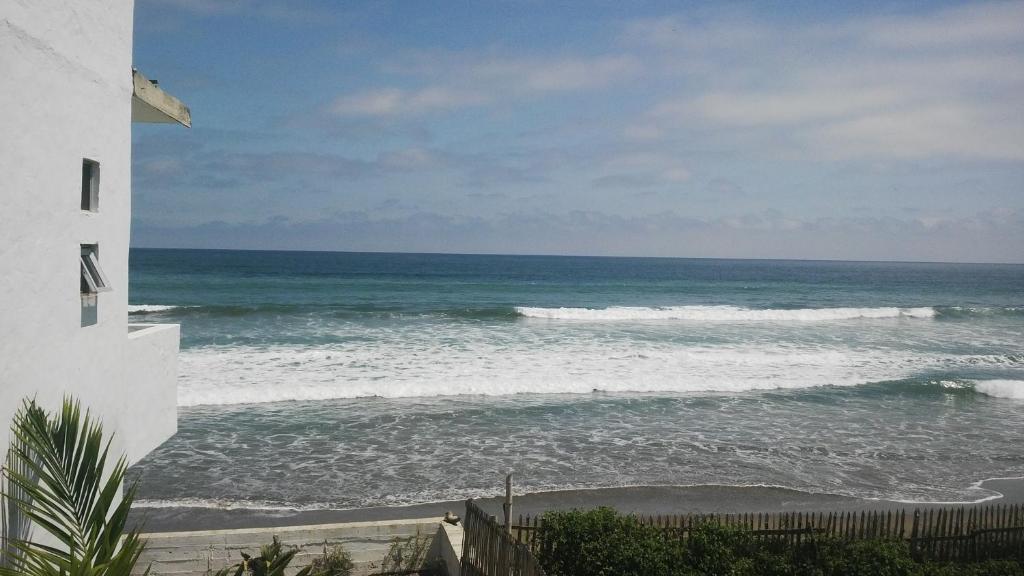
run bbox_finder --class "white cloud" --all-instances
[622,13,769,52]
[377,148,439,170]
[813,104,1024,161]
[329,53,640,117]
[330,89,404,116]
[598,150,692,183]
[594,152,691,188]
[329,86,488,116]
[471,55,641,92]
[134,207,1024,263]
[860,2,1024,48]
[688,88,904,127]
[626,2,1024,161]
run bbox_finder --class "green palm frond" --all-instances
[0,397,148,576]
[1,417,36,569]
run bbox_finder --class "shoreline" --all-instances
[130,478,1024,533]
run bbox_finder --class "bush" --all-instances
[838,540,917,576]
[381,535,448,574]
[214,536,302,576]
[308,544,354,576]
[214,538,354,576]
[536,507,687,576]
[916,560,1024,576]
[534,508,1024,576]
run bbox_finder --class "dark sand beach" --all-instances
[131,478,1024,533]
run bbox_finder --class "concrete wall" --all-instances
[435,522,465,576]
[0,0,178,464]
[133,518,460,576]
[124,324,180,461]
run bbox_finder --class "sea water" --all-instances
[126,249,1024,509]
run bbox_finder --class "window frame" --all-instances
[80,246,111,293]
[81,158,100,212]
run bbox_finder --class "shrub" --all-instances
[307,544,354,576]
[536,507,687,576]
[838,540,916,576]
[380,535,447,575]
[916,560,1024,576]
[382,535,430,572]
[214,536,304,576]
[214,538,355,576]
[534,508,1023,576]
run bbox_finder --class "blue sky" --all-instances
[131,1,1024,262]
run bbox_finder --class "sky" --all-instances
[131,1,1024,263]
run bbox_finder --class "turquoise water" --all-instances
[126,249,1024,508]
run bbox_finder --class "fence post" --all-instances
[504,472,514,535]
[910,509,920,560]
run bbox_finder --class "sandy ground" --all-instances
[129,478,1024,533]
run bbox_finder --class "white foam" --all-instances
[133,498,307,511]
[515,305,936,322]
[888,476,1024,505]
[137,477,1024,510]
[128,304,184,313]
[974,379,1024,400]
[176,335,943,407]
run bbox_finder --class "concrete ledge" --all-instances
[434,522,464,576]
[132,69,191,127]
[123,323,179,462]
[141,516,442,541]
[134,517,457,576]
[128,323,179,339]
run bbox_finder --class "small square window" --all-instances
[81,159,99,211]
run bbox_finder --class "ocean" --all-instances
[125,248,1024,510]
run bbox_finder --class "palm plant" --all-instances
[1,423,35,569]
[0,397,147,576]
[214,537,311,576]
[214,537,357,576]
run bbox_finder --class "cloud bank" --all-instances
[132,1,1024,262]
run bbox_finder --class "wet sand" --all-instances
[130,478,1024,533]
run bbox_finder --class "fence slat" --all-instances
[464,499,546,576]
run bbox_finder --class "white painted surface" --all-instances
[0,0,179,465]
[436,522,465,576]
[124,324,180,461]
[134,518,450,576]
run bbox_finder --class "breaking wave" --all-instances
[515,305,937,321]
[973,379,1024,400]
[174,331,1024,408]
[128,304,190,314]
[126,303,1023,322]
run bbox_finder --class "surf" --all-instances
[515,305,938,321]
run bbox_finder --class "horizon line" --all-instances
[128,245,1024,267]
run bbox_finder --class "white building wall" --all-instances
[124,324,180,460]
[0,0,177,465]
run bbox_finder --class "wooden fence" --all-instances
[512,504,1024,563]
[462,499,546,576]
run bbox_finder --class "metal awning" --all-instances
[131,68,191,128]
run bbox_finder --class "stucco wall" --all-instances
[124,324,180,461]
[133,518,454,576]
[435,522,465,576]
[0,0,177,466]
